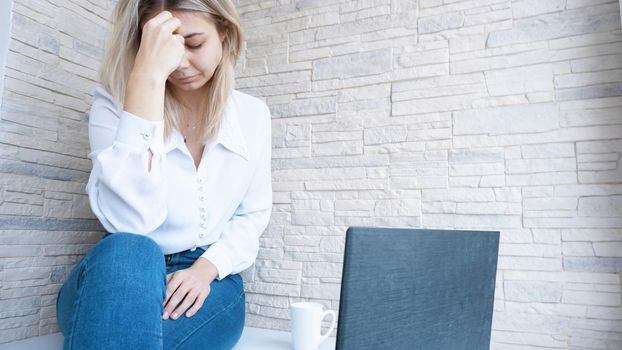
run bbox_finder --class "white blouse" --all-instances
[85,86,273,281]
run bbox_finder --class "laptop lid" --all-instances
[336,227,499,350]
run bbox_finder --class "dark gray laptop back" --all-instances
[336,227,500,350]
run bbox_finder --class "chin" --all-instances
[173,80,208,91]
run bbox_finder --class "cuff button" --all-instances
[142,132,152,140]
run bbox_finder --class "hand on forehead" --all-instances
[141,9,213,32]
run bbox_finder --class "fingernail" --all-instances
[162,312,169,320]
[172,312,179,319]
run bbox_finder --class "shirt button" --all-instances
[142,132,152,140]
[200,222,207,228]
[199,233,205,238]
[197,178,203,183]
[200,207,206,212]
[199,196,205,201]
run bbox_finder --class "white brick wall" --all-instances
[235,0,622,349]
[0,0,113,344]
[1,0,621,348]
[0,1,13,108]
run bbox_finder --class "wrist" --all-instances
[129,67,167,88]
[191,257,219,281]
[124,68,167,122]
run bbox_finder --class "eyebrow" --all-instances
[183,32,205,39]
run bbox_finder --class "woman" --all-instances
[55,1,272,349]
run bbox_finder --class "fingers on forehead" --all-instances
[140,10,171,28]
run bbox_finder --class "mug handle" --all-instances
[318,309,336,346]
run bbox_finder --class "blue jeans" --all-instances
[56,232,245,350]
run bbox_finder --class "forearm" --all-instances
[124,69,166,122]
[123,70,166,170]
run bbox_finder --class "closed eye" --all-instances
[187,44,203,49]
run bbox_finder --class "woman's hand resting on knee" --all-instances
[162,258,219,320]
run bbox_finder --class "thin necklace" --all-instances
[182,122,197,144]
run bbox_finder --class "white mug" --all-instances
[290,302,336,350]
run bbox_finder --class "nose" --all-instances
[177,51,191,70]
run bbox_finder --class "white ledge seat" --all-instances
[0,327,337,350]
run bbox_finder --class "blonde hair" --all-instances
[99,0,242,143]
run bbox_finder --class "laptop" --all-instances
[335,227,500,350]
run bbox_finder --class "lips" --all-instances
[176,75,196,83]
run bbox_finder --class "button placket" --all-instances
[197,176,208,246]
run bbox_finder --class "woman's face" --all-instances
[150,10,224,94]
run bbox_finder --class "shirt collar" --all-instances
[165,93,249,161]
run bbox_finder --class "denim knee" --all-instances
[102,232,162,254]
[90,233,165,274]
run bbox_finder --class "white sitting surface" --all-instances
[234,326,336,350]
[0,333,63,350]
[0,327,336,350]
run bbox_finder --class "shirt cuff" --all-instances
[115,111,164,154]
[200,246,232,281]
